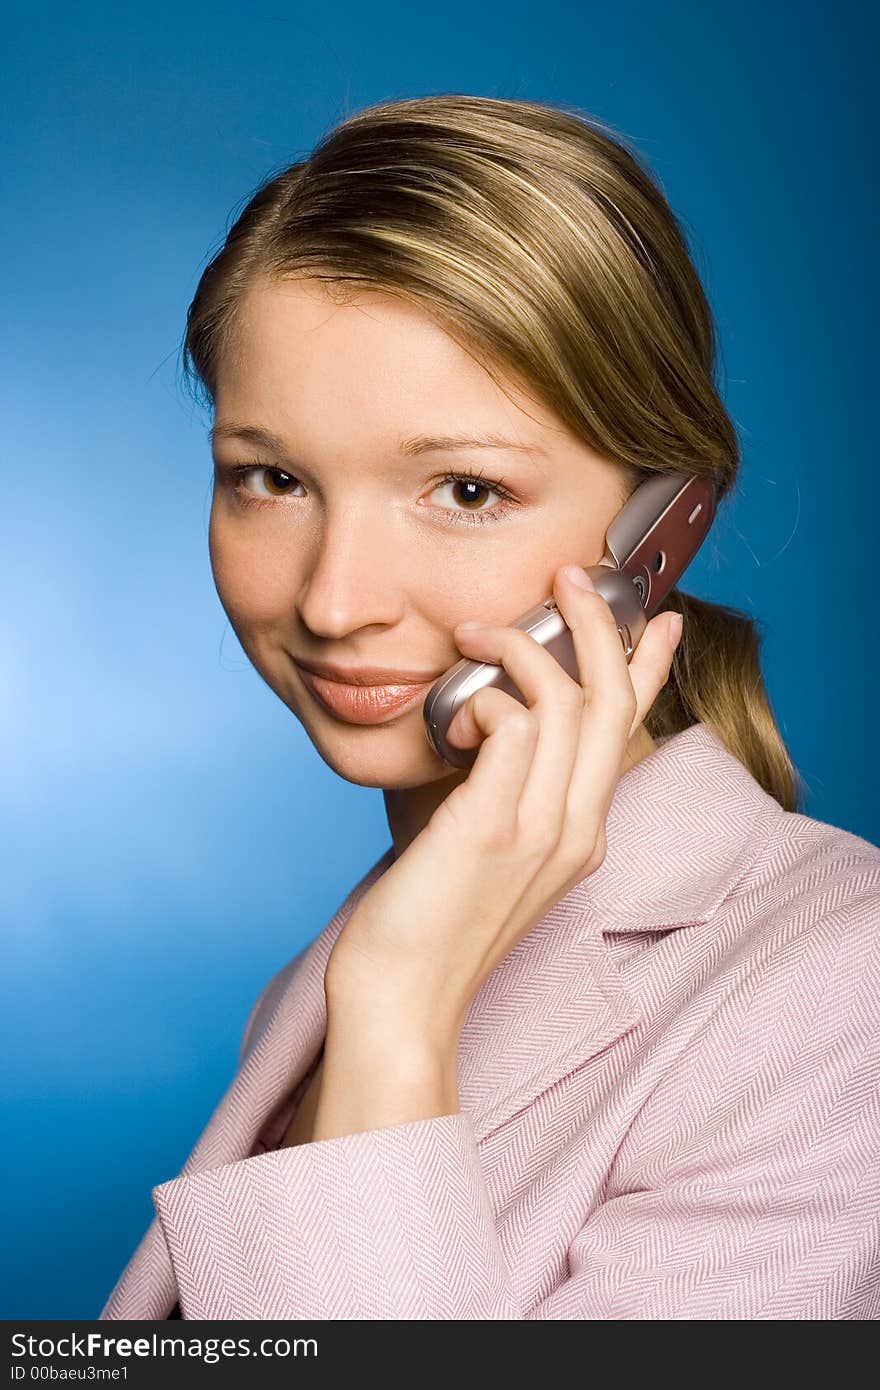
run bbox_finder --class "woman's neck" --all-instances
[383,724,656,861]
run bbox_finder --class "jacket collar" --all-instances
[105,720,782,1318]
[573,720,781,935]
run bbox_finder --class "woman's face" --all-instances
[209,276,630,791]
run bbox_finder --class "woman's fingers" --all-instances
[444,571,682,869]
[450,620,586,848]
[436,683,539,846]
[622,609,681,738]
[554,587,679,839]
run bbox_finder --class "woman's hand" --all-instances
[324,564,683,1050]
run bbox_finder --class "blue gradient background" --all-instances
[2,1,874,1319]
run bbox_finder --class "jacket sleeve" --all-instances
[152,1108,519,1319]
[152,901,880,1320]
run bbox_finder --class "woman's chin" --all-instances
[304,715,456,789]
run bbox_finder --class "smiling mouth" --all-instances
[295,665,436,724]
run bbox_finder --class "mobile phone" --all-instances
[422,471,717,770]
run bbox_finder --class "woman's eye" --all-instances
[230,466,303,500]
[433,476,498,513]
[429,473,516,527]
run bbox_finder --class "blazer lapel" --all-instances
[457,896,641,1141]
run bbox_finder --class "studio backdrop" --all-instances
[1,0,874,1320]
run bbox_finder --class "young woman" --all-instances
[100,94,879,1320]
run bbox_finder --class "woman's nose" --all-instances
[295,525,408,639]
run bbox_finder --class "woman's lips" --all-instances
[296,665,435,724]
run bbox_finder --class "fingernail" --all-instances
[456,621,487,631]
[667,613,683,648]
[561,565,595,591]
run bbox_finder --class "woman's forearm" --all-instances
[306,1000,461,1142]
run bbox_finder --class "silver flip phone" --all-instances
[423,471,717,770]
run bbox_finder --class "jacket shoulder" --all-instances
[238,949,306,1064]
[752,806,880,937]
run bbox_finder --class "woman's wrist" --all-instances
[308,998,461,1141]
[325,940,468,1051]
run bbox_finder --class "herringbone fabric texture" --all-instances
[99,722,880,1320]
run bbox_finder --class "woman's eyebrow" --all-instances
[211,424,286,451]
[398,432,548,461]
[210,423,547,463]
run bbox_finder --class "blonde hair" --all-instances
[182,93,804,811]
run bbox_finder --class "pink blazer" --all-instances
[99,721,880,1320]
